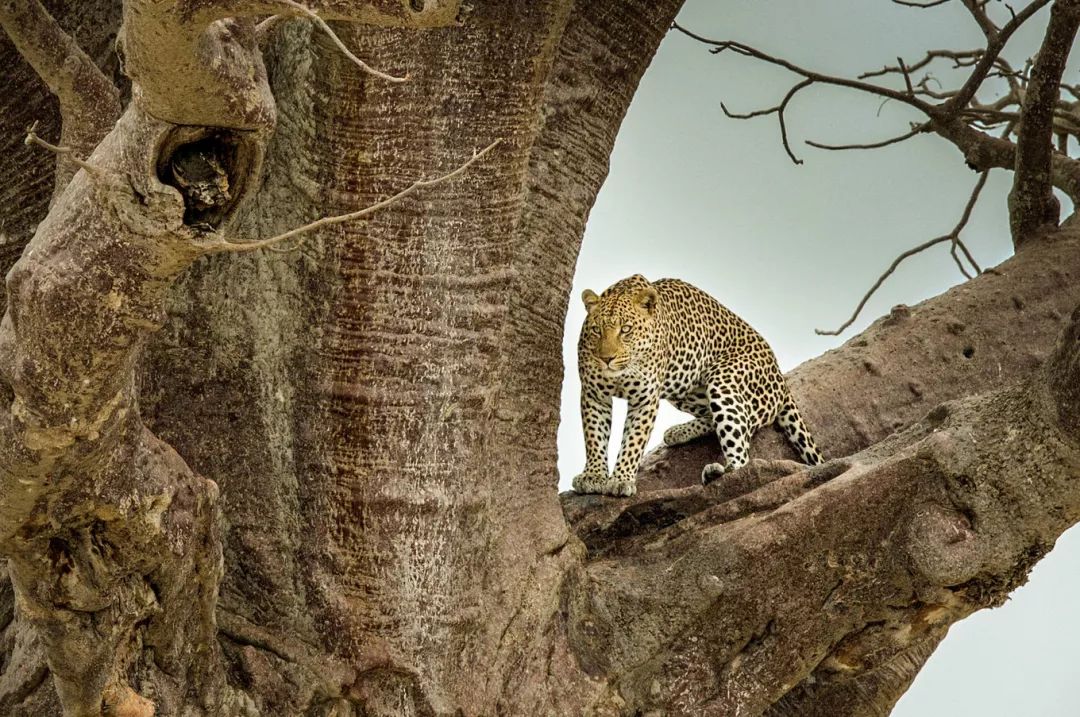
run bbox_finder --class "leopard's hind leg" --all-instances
[776,396,824,465]
[701,376,754,483]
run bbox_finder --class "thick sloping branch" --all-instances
[562,293,1080,715]
[561,220,1080,711]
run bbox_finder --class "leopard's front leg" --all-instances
[572,389,613,495]
[607,391,660,496]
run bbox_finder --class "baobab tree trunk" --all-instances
[1,1,1079,716]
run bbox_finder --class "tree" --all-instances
[0,0,1077,715]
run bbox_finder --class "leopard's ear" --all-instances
[635,286,658,314]
[582,289,600,313]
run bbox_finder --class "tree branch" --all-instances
[202,139,502,254]
[675,1,1080,238]
[894,0,951,7]
[179,0,463,28]
[806,123,927,151]
[672,22,934,114]
[960,0,1001,39]
[816,170,989,336]
[23,122,107,179]
[0,0,120,198]
[262,0,408,82]
[722,80,813,165]
[1007,0,1080,243]
[942,0,1053,112]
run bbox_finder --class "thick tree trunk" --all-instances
[2,1,1080,716]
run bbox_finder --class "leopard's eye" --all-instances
[589,325,601,335]
[620,324,632,335]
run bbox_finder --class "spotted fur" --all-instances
[572,274,823,497]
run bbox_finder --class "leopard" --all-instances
[572,274,823,497]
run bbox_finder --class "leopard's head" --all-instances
[579,274,659,376]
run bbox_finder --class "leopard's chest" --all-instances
[658,332,711,393]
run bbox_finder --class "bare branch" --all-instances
[204,139,502,254]
[859,49,984,81]
[816,171,989,336]
[897,56,915,95]
[806,123,927,151]
[723,79,813,164]
[0,0,121,197]
[178,0,462,29]
[671,22,933,113]
[893,0,951,7]
[674,4,1080,216]
[944,0,1053,112]
[961,0,1001,39]
[255,14,287,42]
[1008,0,1080,242]
[24,122,105,179]
[269,0,407,83]
[950,240,975,278]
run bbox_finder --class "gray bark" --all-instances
[1,1,1079,716]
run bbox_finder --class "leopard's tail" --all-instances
[775,396,824,466]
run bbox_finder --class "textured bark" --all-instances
[1007,0,1080,242]
[3,1,1080,716]
[140,2,685,713]
[0,0,124,291]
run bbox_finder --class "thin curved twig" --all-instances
[807,124,927,152]
[204,139,502,254]
[816,171,989,336]
[723,79,813,165]
[24,122,104,178]
[893,0,951,7]
[0,0,121,196]
[672,22,933,114]
[270,0,407,83]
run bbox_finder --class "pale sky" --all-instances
[557,1,1080,713]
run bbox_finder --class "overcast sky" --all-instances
[557,1,1080,714]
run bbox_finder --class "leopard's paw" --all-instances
[572,472,636,497]
[664,419,711,447]
[663,425,692,447]
[601,479,637,497]
[572,470,609,495]
[701,461,728,485]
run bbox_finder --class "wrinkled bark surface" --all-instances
[2,1,1080,716]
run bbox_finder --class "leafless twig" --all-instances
[807,124,928,152]
[268,0,407,83]
[0,0,121,197]
[723,79,813,164]
[24,122,104,178]
[204,140,502,254]
[893,0,951,7]
[816,171,989,336]
[672,22,932,113]
[945,0,1053,111]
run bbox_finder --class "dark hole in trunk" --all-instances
[157,129,252,229]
